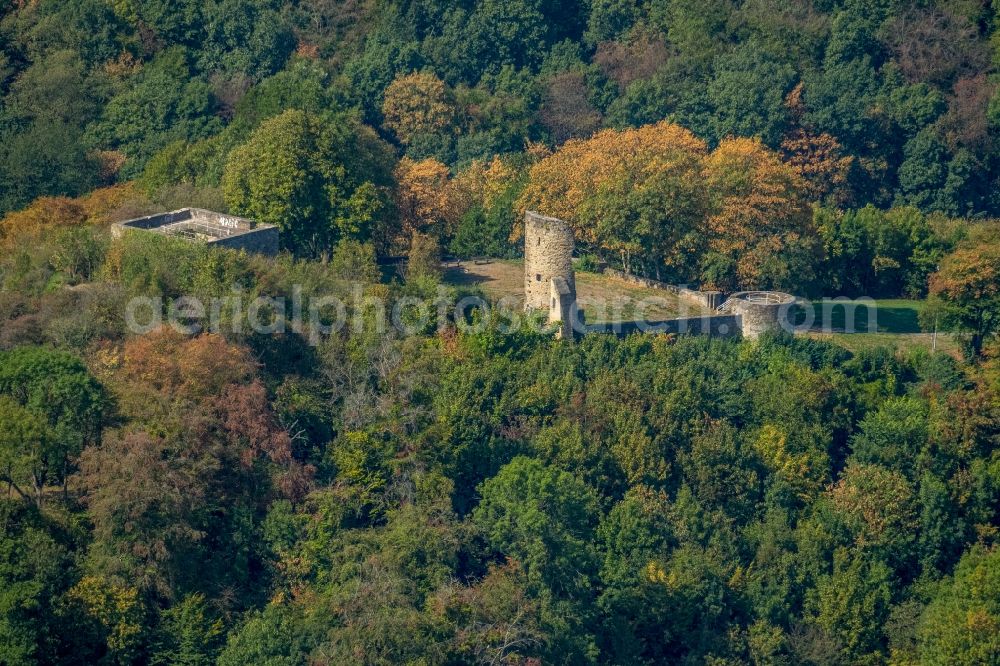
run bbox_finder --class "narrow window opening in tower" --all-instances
[536,274,541,281]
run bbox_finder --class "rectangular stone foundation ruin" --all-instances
[112,208,279,256]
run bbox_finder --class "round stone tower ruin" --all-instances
[524,211,576,311]
[721,291,797,339]
[523,211,578,340]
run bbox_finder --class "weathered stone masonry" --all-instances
[602,268,725,310]
[522,210,798,341]
[717,291,798,339]
[548,276,576,340]
[112,208,279,256]
[592,314,742,338]
[524,211,578,338]
[524,211,576,311]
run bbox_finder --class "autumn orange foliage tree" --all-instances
[928,226,1000,355]
[393,157,456,242]
[81,327,313,597]
[111,326,257,408]
[452,155,522,215]
[106,328,307,480]
[518,121,818,289]
[393,155,532,255]
[780,130,855,207]
[0,197,87,248]
[518,121,708,279]
[703,137,818,291]
[0,183,147,248]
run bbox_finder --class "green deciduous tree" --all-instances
[0,49,105,215]
[801,57,881,152]
[0,500,77,665]
[0,398,51,505]
[849,396,927,477]
[89,47,221,179]
[802,548,893,664]
[708,41,795,146]
[585,0,640,45]
[918,546,1000,665]
[196,0,294,81]
[223,109,396,256]
[928,228,1000,356]
[474,456,600,599]
[151,593,224,666]
[0,347,105,500]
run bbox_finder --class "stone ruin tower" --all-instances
[524,211,577,339]
[718,291,798,339]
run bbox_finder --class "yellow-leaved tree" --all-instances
[450,156,520,218]
[518,121,708,280]
[0,183,143,249]
[381,71,459,146]
[394,157,456,242]
[702,137,818,291]
[780,130,855,207]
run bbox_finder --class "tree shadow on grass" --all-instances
[809,303,922,333]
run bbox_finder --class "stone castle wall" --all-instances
[524,211,576,311]
[209,227,280,255]
[110,209,193,236]
[520,211,798,343]
[601,268,725,310]
[589,314,742,339]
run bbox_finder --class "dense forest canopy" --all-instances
[3,0,1000,287]
[2,0,1000,664]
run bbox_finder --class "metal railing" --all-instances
[716,291,792,312]
[159,221,238,240]
[739,291,788,305]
